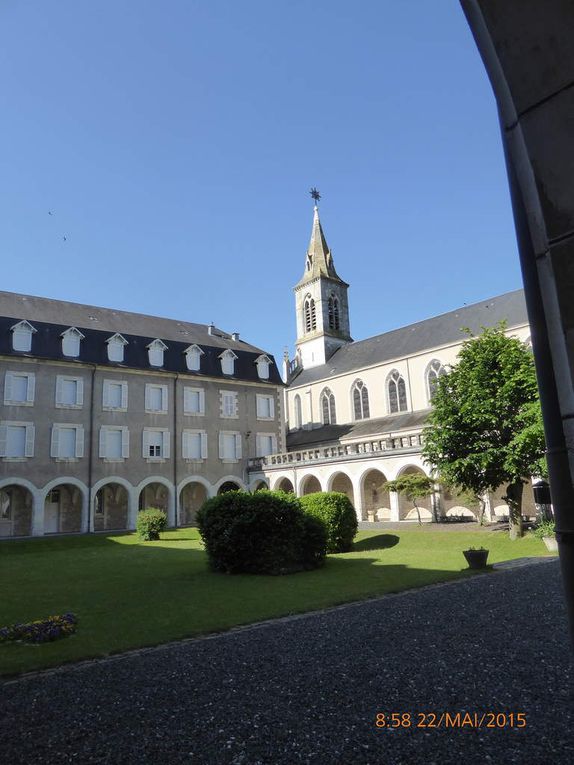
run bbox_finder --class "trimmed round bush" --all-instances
[137,508,168,541]
[196,490,327,574]
[299,492,358,553]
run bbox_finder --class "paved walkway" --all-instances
[2,559,572,764]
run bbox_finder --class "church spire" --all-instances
[291,191,352,372]
[297,197,345,286]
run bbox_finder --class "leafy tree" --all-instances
[422,324,546,539]
[383,474,434,525]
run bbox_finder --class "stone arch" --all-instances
[0,483,34,537]
[360,468,391,522]
[179,481,208,526]
[440,485,480,522]
[138,479,171,513]
[274,476,295,493]
[213,475,246,495]
[396,465,432,521]
[300,474,322,495]
[251,480,268,492]
[94,481,131,532]
[327,472,354,505]
[43,482,84,534]
[217,480,242,495]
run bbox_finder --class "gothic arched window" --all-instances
[352,379,370,420]
[426,359,447,402]
[387,370,408,413]
[328,295,340,330]
[294,394,302,430]
[320,388,336,425]
[304,296,317,333]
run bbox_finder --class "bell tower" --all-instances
[293,191,351,371]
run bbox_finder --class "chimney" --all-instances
[232,332,240,341]
[208,323,215,336]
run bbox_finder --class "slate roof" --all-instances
[289,289,528,387]
[0,290,283,384]
[287,409,430,449]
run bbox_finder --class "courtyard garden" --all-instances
[0,525,550,677]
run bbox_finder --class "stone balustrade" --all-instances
[248,433,423,472]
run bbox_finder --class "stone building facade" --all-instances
[0,292,283,537]
[249,206,537,522]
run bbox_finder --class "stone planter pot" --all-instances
[463,549,489,569]
[543,536,558,553]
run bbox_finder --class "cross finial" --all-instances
[309,187,321,205]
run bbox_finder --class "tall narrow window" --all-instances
[387,370,408,413]
[304,296,316,333]
[294,394,302,429]
[426,359,447,402]
[320,388,336,425]
[328,295,340,330]
[352,380,370,420]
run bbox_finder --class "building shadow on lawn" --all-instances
[352,534,400,552]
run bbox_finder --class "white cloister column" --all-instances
[389,490,400,522]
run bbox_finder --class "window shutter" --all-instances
[235,434,242,459]
[145,386,151,410]
[4,373,13,403]
[199,389,205,414]
[162,430,170,459]
[121,382,128,410]
[27,374,35,403]
[218,432,224,459]
[99,428,107,457]
[76,379,84,407]
[256,435,262,455]
[182,431,190,459]
[25,425,35,457]
[269,397,275,418]
[55,376,63,405]
[121,428,129,458]
[51,425,60,457]
[142,430,150,457]
[102,382,110,408]
[271,435,277,453]
[0,425,7,456]
[183,388,191,413]
[200,432,208,459]
[161,385,168,413]
[75,427,84,458]
[256,396,263,418]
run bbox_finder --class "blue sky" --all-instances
[0,1,521,367]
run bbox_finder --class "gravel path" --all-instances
[2,559,572,764]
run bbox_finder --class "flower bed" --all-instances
[0,613,78,644]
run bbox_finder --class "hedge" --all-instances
[196,490,327,574]
[298,492,358,553]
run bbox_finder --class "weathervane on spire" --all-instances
[309,187,321,205]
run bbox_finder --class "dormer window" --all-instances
[61,327,85,358]
[106,333,128,363]
[147,339,168,367]
[255,354,272,380]
[184,344,204,372]
[219,348,238,376]
[10,321,37,352]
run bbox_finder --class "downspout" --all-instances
[87,364,96,533]
[173,373,178,528]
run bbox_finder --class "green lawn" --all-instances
[0,528,551,677]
